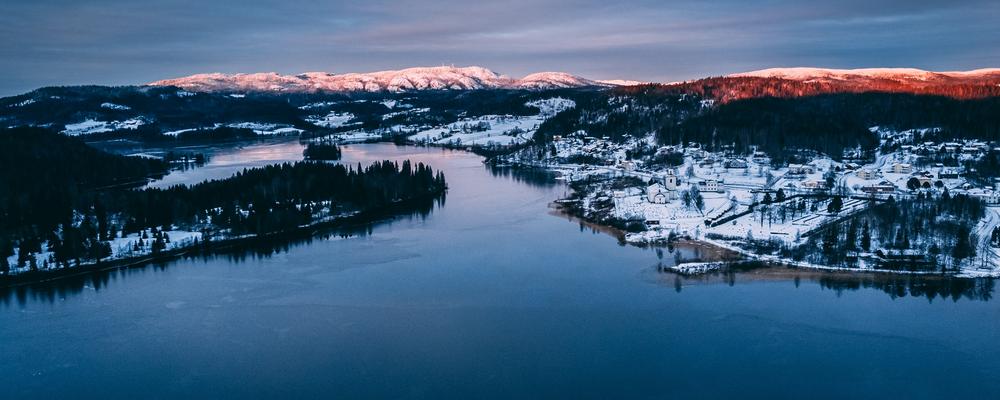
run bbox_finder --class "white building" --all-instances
[856,169,878,180]
[892,163,912,174]
[646,183,674,204]
[698,179,722,193]
[787,164,815,175]
[968,189,1000,205]
[801,179,826,190]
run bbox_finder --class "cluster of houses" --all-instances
[899,139,992,157]
[582,137,1000,209]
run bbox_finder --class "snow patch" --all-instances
[100,102,131,110]
[62,118,147,135]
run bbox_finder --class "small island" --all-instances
[302,142,343,160]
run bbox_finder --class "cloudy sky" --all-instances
[2,0,998,96]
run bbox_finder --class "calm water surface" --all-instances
[2,142,999,399]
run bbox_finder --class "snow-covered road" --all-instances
[974,207,1000,272]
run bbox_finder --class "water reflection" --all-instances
[816,273,994,302]
[656,262,996,302]
[486,165,559,188]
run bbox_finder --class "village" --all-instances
[503,128,1000,277]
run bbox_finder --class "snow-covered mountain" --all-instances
[730,67,1000,83]
[150,66,619,93]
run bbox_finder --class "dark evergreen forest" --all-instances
[0,127,446,274]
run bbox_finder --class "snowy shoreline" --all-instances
[520,161,1000,279]
[0,190,444,287]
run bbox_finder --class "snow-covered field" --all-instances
[61,118,147,135]
[100,102,131,110]
[407,98,574,147]
[307,111,358,128]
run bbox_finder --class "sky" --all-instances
[1,0,998,96]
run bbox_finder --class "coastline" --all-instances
[0,189,445,288]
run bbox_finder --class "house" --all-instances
[874,248,934,270]
[968,189,1000,205]
[724,158,748,169]
[656,146,677,156]
[800,179,826,190]
[892,163,912,174]
[938,169,960,179]
[856,169,878,180]
[787,164,815,175]
[861,181,896,194]
[698,179,722,193]
[686,148,707,159]
[962,146,983,155]
[646,183,672,204]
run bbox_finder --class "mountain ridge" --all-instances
[617,66,1000,102]
[150,66,615,93]
[729,67,1000,82]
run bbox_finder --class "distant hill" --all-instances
[623,67,1000,102]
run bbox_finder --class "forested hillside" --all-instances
[0,127,446,274]
[658,94,1000,161]
[627,75,1000,103]
[530,89,1000,161]
[0,127,168,235]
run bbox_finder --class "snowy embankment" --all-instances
[6,228,202,276]
[163,122,304,136]
[699,236,1000,278]
[670,261,727,274]
[223,122,304,135]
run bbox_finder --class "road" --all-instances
[975,206,1000,271]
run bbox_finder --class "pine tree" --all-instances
[827,196,843,213]
[845,218,859,251]
[860,220,872,251]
